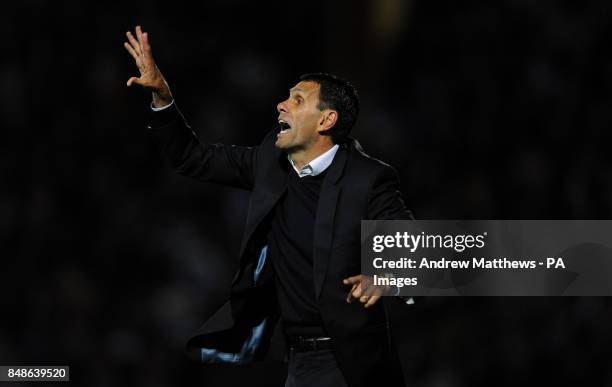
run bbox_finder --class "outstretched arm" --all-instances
[124,26,258,190]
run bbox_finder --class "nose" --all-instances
[277,99,287,113]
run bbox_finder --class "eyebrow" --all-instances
[289,88,305,93]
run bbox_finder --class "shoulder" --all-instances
[344,138,399,179]
[251,128,285,174]
[260,128,280,147]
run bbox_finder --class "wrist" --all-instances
[152,90,173,108]
[151,77,173,108]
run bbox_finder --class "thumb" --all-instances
[126,77,141,87]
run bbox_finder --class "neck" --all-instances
[289,141,335,170]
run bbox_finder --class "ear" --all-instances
[318,110,338,132]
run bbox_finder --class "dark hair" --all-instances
[299,73,360,144]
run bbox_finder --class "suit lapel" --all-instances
[240,148,288,258]
[239,141,350,299]
[313,144,348,300]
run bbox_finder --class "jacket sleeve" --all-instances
[366,164,414,220]
[367,164,419,305]
[146,102,259,191]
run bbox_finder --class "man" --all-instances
[124,25,414,387]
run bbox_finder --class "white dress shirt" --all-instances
[151,101,174,111]
[288,145,339,178]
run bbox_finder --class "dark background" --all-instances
[2,0,612,386]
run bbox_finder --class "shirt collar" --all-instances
[288,144,340,178]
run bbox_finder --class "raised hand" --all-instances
[124,25,173,107]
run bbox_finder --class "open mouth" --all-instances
[278,120,291,134]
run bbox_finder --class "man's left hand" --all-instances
[343,275,392,308]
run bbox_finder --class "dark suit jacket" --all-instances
[147,103,415,387]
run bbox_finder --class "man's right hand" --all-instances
[124,25,173,108]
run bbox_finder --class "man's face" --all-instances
[275,81,325,151]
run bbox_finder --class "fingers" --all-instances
[364,295,381,308]
[123,42,141,65]
[344,275,366,301]
[350,283,362,301]
[142,31,151,53]
[126,30,142,56]
[135,25,146,51]
[141,31,156,68]
[343,275,363,285]
[358,287,383,307]
[344,274,384,307]
[362,284,382,299]
[124,26,162,90]
[346,283,358,303]
[352,283,365,299]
